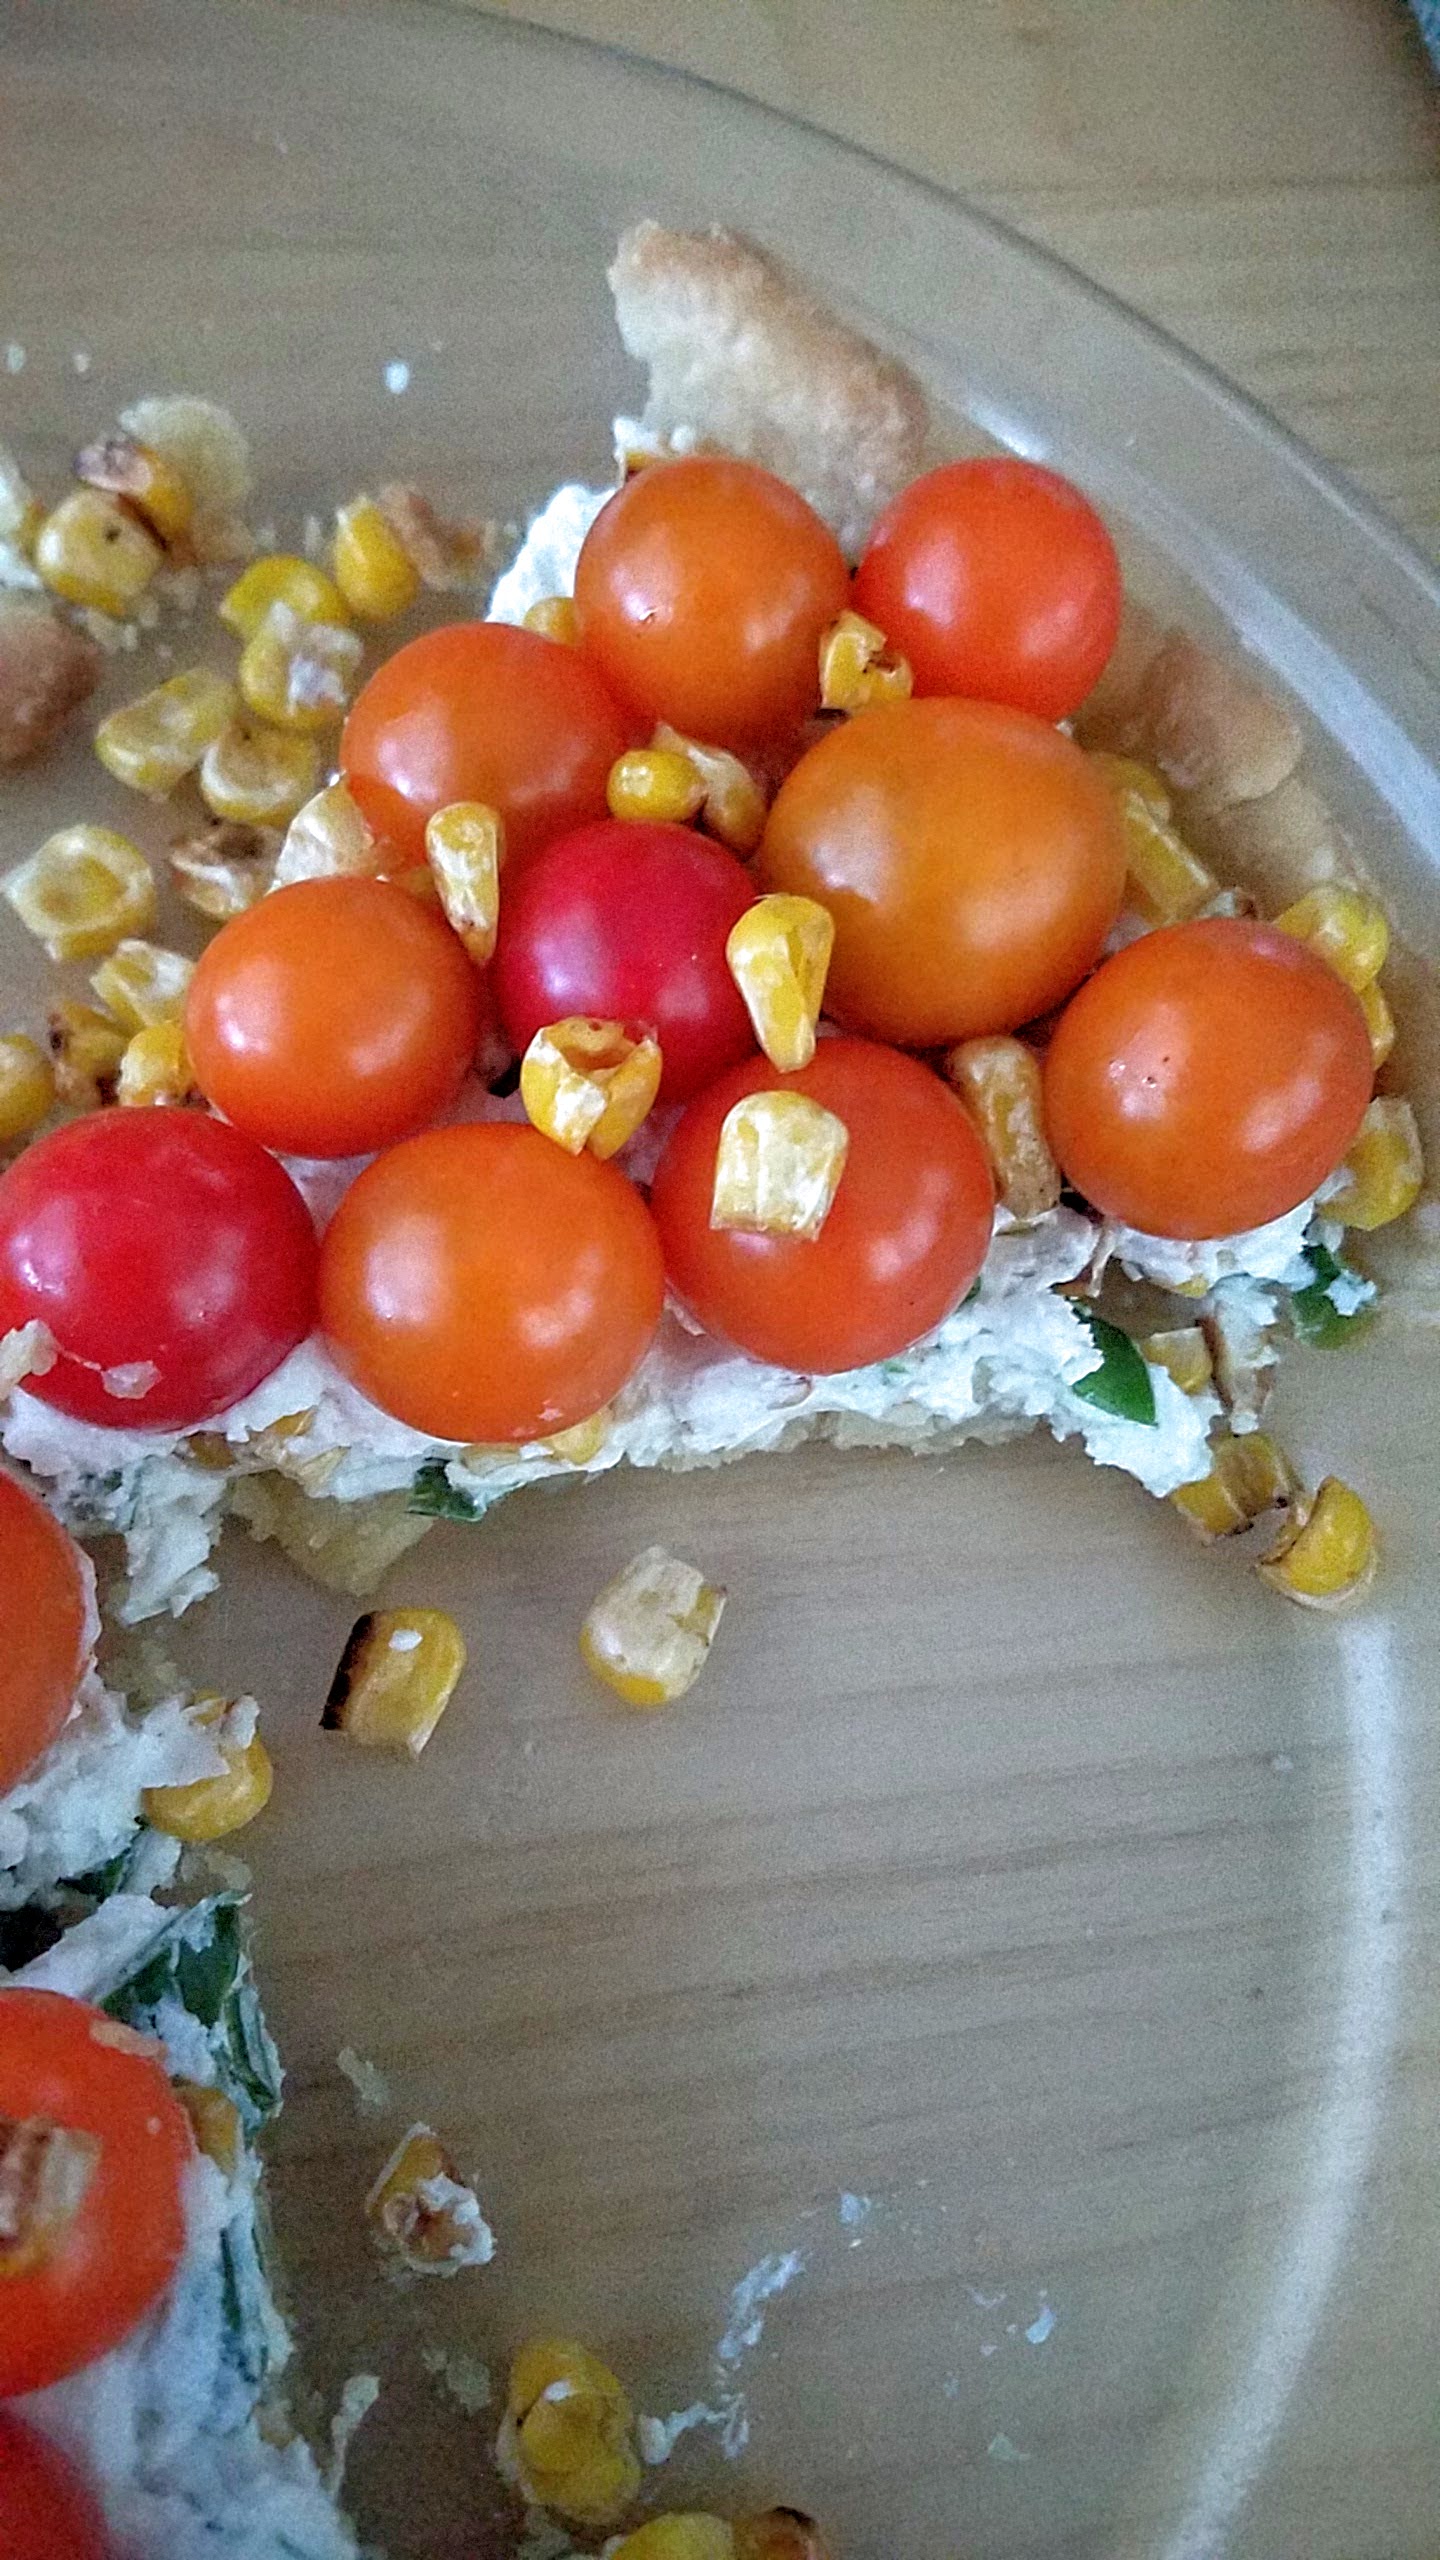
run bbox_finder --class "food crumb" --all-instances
[421,2343,492,2414]
[337,2045,391,2112]
[71,349,92,376]
[637,2401,722,2465]
[1025,2299,1055,2346]
[384,360,411,396]
[325,2372,381,2493]
[987,2432,1030,2464]
[4,344,25,374]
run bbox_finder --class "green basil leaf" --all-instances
[409,1459,481,1520]
[1072,1308,1157,1426]
[1290,1243,1375,1348]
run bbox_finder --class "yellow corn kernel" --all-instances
[1139,1325,1213,1396]
[1273,883,1389,992]
[117,1019,198,1108]
[607,745,706,827]
[1358,976,1396,1069]
[545,1406,611,1466]
[580,1546,727,1710]
[95,667,239,796]
[170,819,279,920]
[1118,795,1216,925]
[521,1017,662,1161]
[176,2082,242,2176]
[1170,1429,1302,1540]
[1326,1096,1424,1231]
[503,2339,640,2527]
[818,607,912,713]
[1087,752,1172,823]
[75,433,194,547]
[273,780,380,887]
[238,604,363,734]
[199,720,322,829]
[726,894,834,1073]
[34,487,164,618]
[4,825,156,963]
[1257,1475,1377,1610]
[523,595,579,646]
[653,722,766,856]
[944,1034,1059,1222]
[365,2123,495,2272]
[612,2522,736,2560]
[376,484,491,591]
[712,1089,848,1240]
[144,1732,274,1842]
[90,939,193,1032]
[332,495,423,623]
[47,1002,127,1107]
[322,1608,466,1757]
[424,801,502,963]
[0,1035,55,1145]
[219,553,350,641]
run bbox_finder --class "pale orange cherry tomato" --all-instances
[0,1473,91,1797]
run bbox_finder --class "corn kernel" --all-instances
[144,1732,274,1842]
[712,1089,848,1240]
[75,433,194,547]
[170,818,279,920]
[90,939,193,1032]
[726,894,834,1073]
[219,553,349,641]
[521,1017,662,1161]
[117,1018,198,1108]
[1087,752,1171,823]
[273,780,380,886]
[95,667,238,796]
[613,2522,736,2560]
[1257,1475,1377,1609]
[1358,977,1396,1069]
[1139,1325,1213,1396]
[734,2516,832,2560]
[425,801,502,963]
[1273,883,1389,992]
[333,495,423,623]
[376,484,490,591]
[322,1608,466,1756]
[653,722,766,855]
[0,1035,55,1145]
[1117,794,1216,924]
[34,487,163,618]
[546,1406,612,1465]
[607,745,706,827]
[176,2082,242,2176]
[1170,1429,1302,1540]
[199,720,322,828]
[944,1034,1058,1222]
[47,1002,127,1107]
[523,595,579,646]
[365,2123,495,2273]
[502,2339,640,2527]
[239,603,363,734]
[818,607,912,712]
[580,1545,727,1710]
[4,825,156,961]
[1326,1096,1424,1231]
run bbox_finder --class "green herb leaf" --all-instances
[1072,1308,1157,1426]
[1290,1242,1375,1348]
[105,1896,282,2129]
[409,1459,481,1521]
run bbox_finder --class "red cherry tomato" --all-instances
[0,1112,318,1431]
[651,1038,995,1374]
[0,1475,91,1798]
[1043,918,1374,1238]
[341,621,628,872]
[494,819,757,1103]
[853,457,1122,720]
[574,457,849,747]
[0,2417,113,2560]
[319,1121,665,1442]
[759,696,1126,1046]
[186,877,484,1160]
[0,1989,192,2397]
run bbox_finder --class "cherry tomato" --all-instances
[319,1121,665,1442]
[574,457,849,748]
[186,878,484,1160]
[853,457,1122,720]
[341,621,628,872]
[651,1038,995,1374]
[0,2417,112,2560]
[0,1112,318,1431]
[0,1475,91,1798]
[0,1988,191,2397]
[1043,917,1374,1238]
[759,696,1126,1046]
[494,819,757,1103]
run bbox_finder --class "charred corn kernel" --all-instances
[1273,883,1389,992]
[219,553,349,641]
[238,603,363,733]
[117,1018,197,1108]
[1326,1096,1424,1231]
[424,801,502,963]
[95,667,238,795]
[332,495,422,623]
[273,780,379,887]
[818,607,912,712]
[521,1016,662,1161]
[1257,1475,1377,1609]
[613,2522,736,2560]
[199,720,322,828]
[607,745,705,826]
[653,722,766,855]
[1171,1429,1302,1540]
[1139,1325,1213,1396]
[170,818,279,920]
[734,2516,832,2560]
[365,2123,495,2271]
[47,1002,127,1106]
[4,825,156,962]
[1358,977,1396,1069]
[580,1546,727,1710]
[545,1405,611,1465]
[523,595,579,645]
[726,894,834,1072]
[503,2339,640,2527]
[322,1608,466,1756]
[34,488,163,618]
[75,433,193,546]
[176,2082,241,2176]
[1117,795,1216,924]
[1088,752,1172,823]
[0,1036,55,1144]
[90,939,193,1032]
[712,1089,848,1241]
[144,1733,274,1842]
[944,1034,1058,1222]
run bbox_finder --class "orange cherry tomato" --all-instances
[186,877,484,1160]
[0,1474,91,1798]
[318,1121,665,1442]
[1043,917,1375,1238]
[573,457,850,748]
[759,696,1126,1046]
[0,2416,113,2560]
[341,621,628,872]
[650,1038,995,1374]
